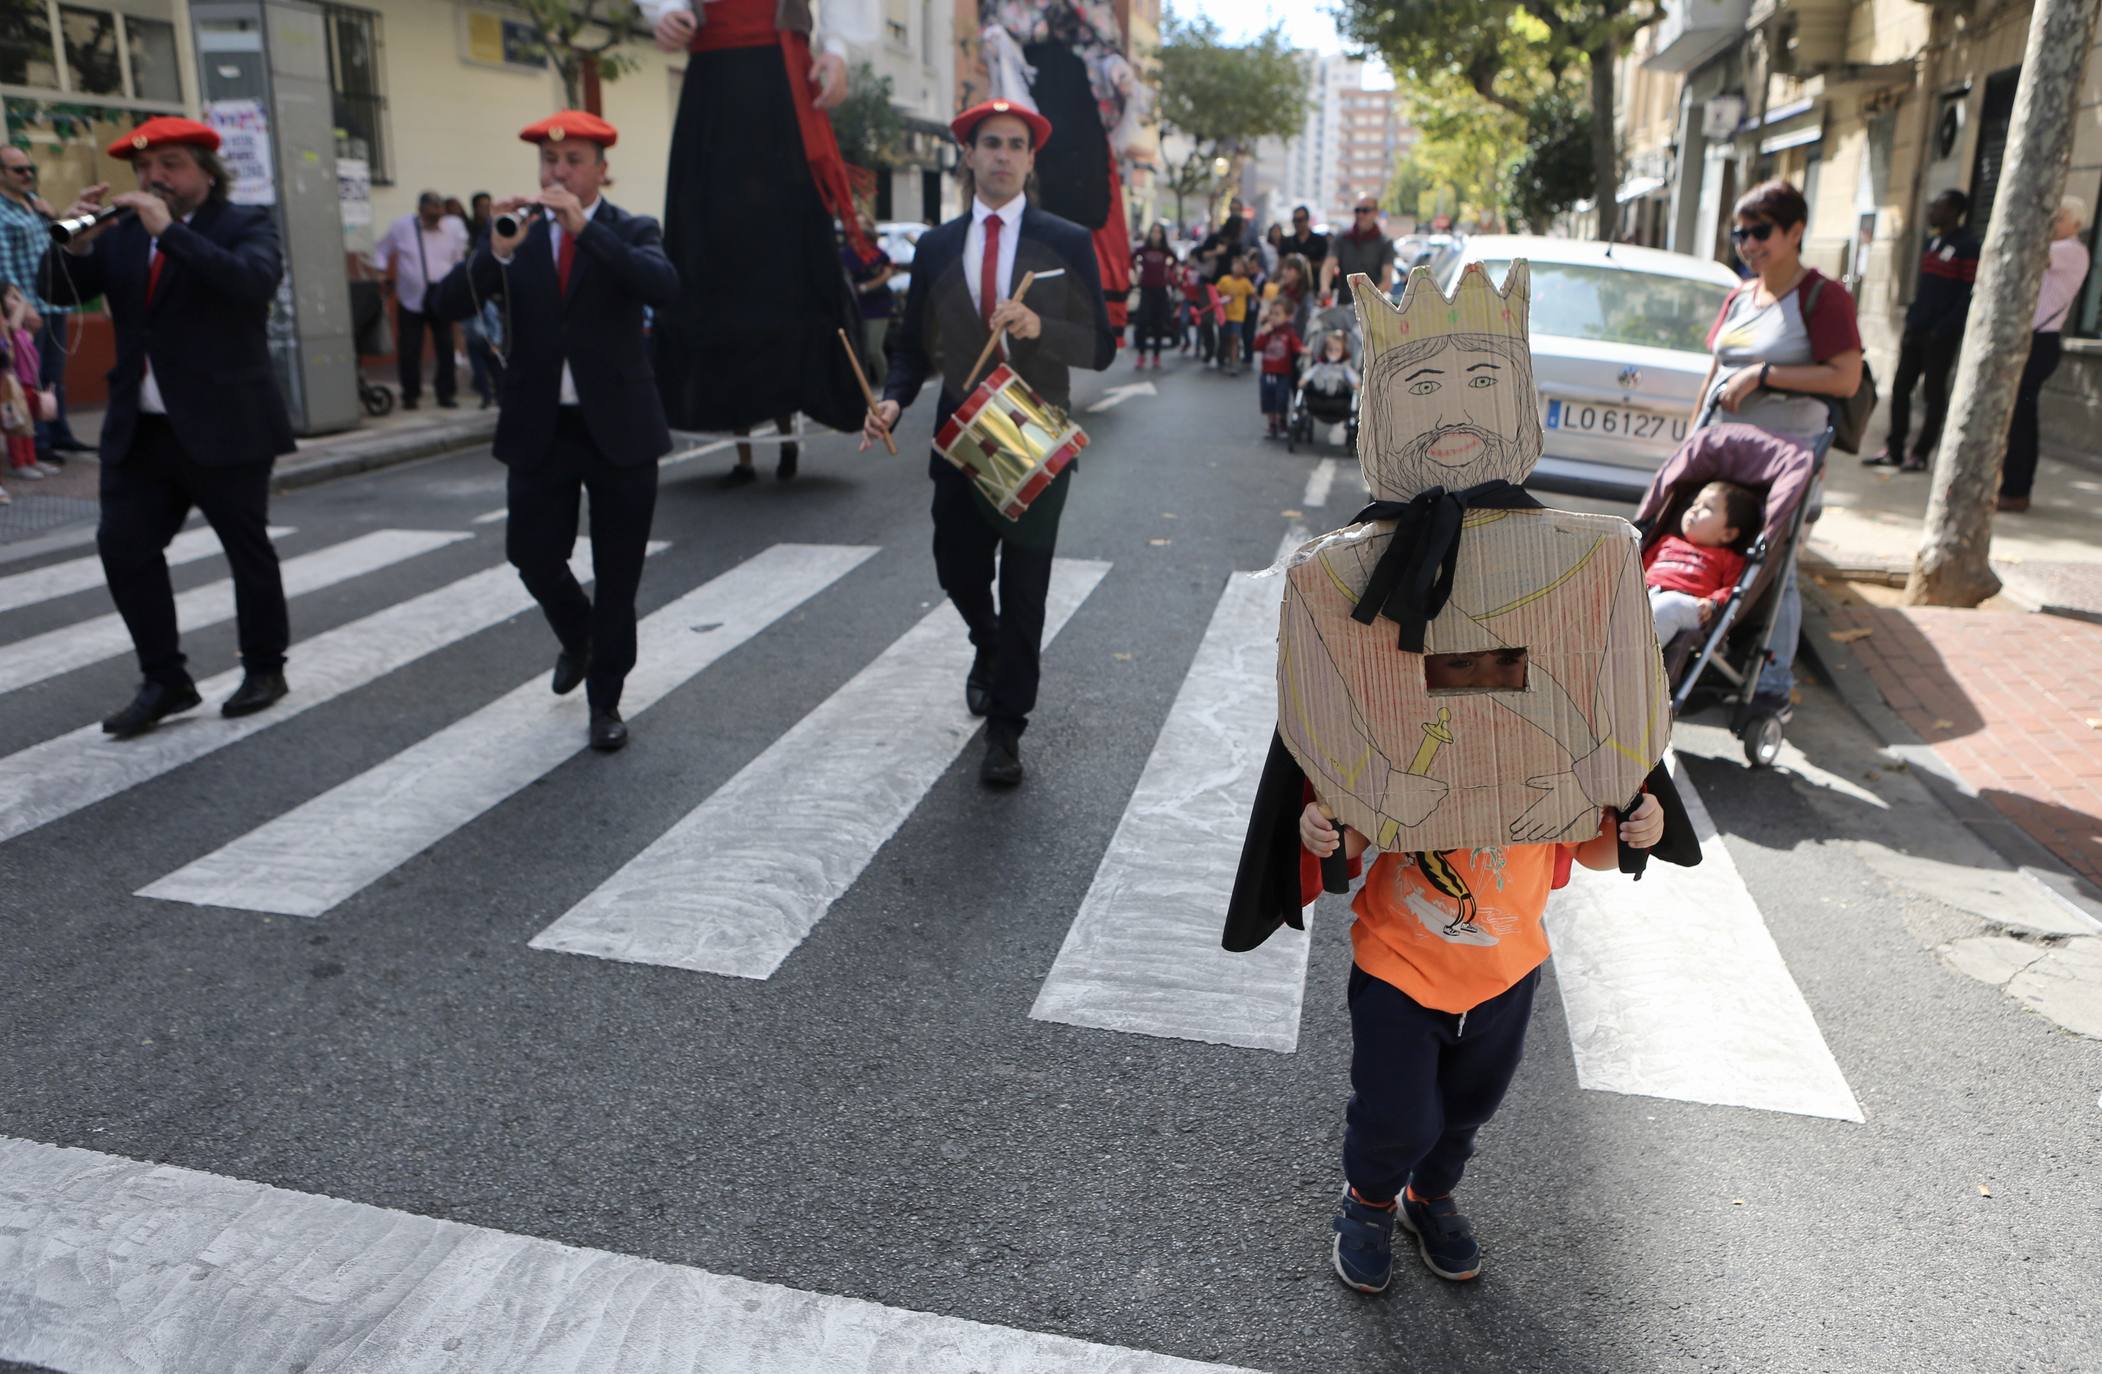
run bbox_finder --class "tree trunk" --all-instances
[1587,45,1618,242]
[1905,0,2102,607]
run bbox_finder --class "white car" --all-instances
[1435,235,1739,498]
[873,221,929,304]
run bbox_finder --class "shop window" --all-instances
[58,5,120,96]
[1967,66,2021,236]
[322,3,390,185]
[0,5,59,88]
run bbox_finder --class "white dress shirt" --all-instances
[139,211,196,417]
[372,212,469,314]
[964,192,1025,319]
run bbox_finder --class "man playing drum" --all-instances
[861,100,1114,787]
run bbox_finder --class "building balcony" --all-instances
[1645,0,1751,73]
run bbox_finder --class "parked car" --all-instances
[1434,235,1739,498]
[1395,233,1463,281]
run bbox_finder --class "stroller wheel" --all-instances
[1742,712,1785,768]
[361,382,395,418]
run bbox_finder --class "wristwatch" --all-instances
[1757,362,1772,389]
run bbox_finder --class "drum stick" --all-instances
[963,269,1037,392]
[837,328,897,455]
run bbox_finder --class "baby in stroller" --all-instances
[1286,303,1361,453]
[1643,480,1761,644]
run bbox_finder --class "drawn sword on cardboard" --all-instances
[1275,263,1671,854]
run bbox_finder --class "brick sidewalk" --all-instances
[1823,599,2102,889]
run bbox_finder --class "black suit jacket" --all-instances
[39,200,295,468]
[431,200,678,467]
[882,203,1115,477]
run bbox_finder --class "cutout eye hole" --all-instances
[1408,380,1438,396]
[1424,647,1529,696]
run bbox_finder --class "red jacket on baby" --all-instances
[1643,536,1745,606]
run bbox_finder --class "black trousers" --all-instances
[929,461,1070,738]
[1342,962,1539,1204]
[2002,331,2064,501]
[1135,285,1172,353]
[506,409,660,710]
[1884,329,1961,459]
[396,305,456,405]
[98,415,287,686]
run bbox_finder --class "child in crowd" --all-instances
[1216,256,1255,376]
[0,283,53,481]
[1302,694,1664,1292]
[1301,329,1358,399]
[1254,299,1303,438]
[1642,480,1760,645]
[1180,260,1217,361]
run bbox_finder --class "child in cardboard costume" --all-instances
[1223,262,1699,1293]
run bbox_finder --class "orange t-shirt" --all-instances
[1302,838,1586,1013]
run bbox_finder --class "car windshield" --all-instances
[1472,260,1730,355]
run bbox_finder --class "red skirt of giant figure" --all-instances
[653,0,869,432]
[1021,41,1132,333]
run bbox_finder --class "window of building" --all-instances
[126,15,179,103]
[57,5,119,96]
[0,5,60,88]
[0,3,183,105]
[322,3,391,185]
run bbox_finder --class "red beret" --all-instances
[950,100,1052,150]
[519,110,618,148]
[106,116,220,160]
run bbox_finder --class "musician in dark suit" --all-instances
[42,117,296,739]
[863,101,1114,787]
[431,111,678,753]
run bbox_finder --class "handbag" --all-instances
[1803,276,1877,453]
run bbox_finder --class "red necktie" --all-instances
[145,247,165,304]
[979,212,1002,328]
[557,230,576,295]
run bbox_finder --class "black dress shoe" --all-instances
[51,437,94,454]
[551,644,591,696]
[437,397,459,410]
[220,669,289,718]
[401,398,419,411]
[965,648,997,717]
[721,464,758,487]
[980,729,1023,787]
[589,708,628,752]
[102,679,203,738]
[776,444,799,481]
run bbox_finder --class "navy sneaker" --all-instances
[1330,1187,1396,1293]
[1399,1188,1482,1281]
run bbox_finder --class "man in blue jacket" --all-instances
[42,117,295,739]
[432,111,679,753]
[863,101,1115,787]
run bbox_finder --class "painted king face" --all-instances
[1360,332,1542,499]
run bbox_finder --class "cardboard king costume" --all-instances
[1225,262,1696,952]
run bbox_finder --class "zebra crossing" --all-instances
[0,511,1859,1122]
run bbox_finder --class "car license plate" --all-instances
[1545,399,1687,443]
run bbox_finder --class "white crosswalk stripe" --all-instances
[1033,533,1310,1052]
[140,544,877,918]
[0,524,293,612]
[0,1135,1262,1374]
[0,547,653,846]
[1544,752,1865,1122]
[529,559,1112,980]
[0,529,467,695]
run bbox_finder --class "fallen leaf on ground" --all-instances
[1112,652,1135,662]
[1731,1199,1745,1207]
[1931,718,1955,731]
[1281,508,1303,518]
[1978,1183,1993,1197]
[1828,627,1875,644]
[1161,512,1178,519]
[1148,538,1173,547]
[2085,718,2102,730]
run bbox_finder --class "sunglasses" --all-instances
[1355,206,1377,214]
[1729,222,1777,244]
[5,163,34,175]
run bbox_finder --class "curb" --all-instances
[1796,579,2102,933]
[272,415,498,494]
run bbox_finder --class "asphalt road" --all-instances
[2,353,2098,1373]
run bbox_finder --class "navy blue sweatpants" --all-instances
[1342,962,1540,1204]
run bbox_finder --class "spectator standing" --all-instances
[2,282,53,480]
[373,190,469,410]
[1254,297,1302,437]
[1694,178,1864,721]
[458,190,505,408]
[2000,196,2091,513]
[1264,252,1314,339]
[1260,222,1283,277]
[467,191,495,245]
[1323,199,1394,299]
[842,210,895,387]
[1280,206,1328,287]
[1196,212,1244,284]
[0,144,89,464]
[1869,189,1977,472]
[1132,222,1174,368]
[1217,255,1254,375]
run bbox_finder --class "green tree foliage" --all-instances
[1339,0,1661,239]
[1501,95,1596,231]
[830,62,906,169]
[1155,15,1311,169]
[1387,67,1525,227]
[511,0,648,112]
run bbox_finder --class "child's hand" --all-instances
[1300,802,1340,857]
[1697,600,1714,626]
[1616,793,1664,849]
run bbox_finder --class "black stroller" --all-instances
[348,278,395,417]
[1285,302,1360,454]
[1632,405,1835,768]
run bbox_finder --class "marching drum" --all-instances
[934,364,1089,521]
